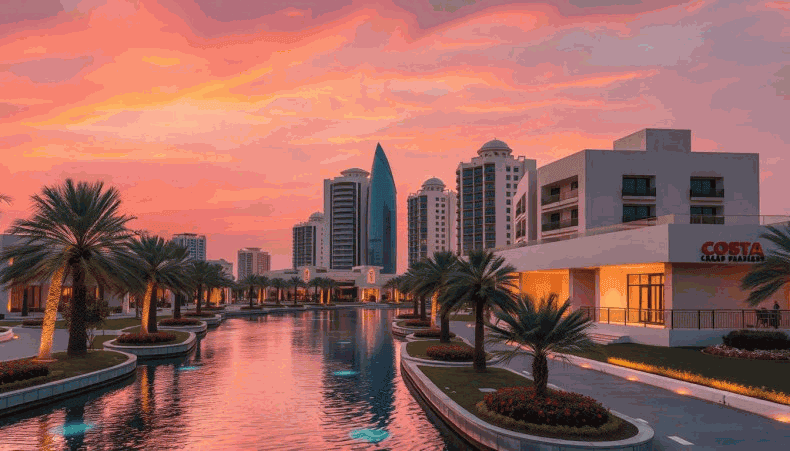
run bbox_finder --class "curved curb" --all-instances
[0,351,137,417]
[183,314,222,326]
[401,359,654,451]
[405,332,459,342]
[158,321,208,335]
[400,341,502,367]
[0,327,14,343]
[104,332,196,359]
[392,321,433,338]
[552,353,790,422]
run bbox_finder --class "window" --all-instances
[571,209,578,219]
[506,208,511,214]
[570,181,578,190]
[627,274,665,324]
[514,167,519,172]
[550,187,560,196]
[506,199,511,205]
[690,206,723,224]
[506,175,511,180]
[513,175,519,181]
[506,166,511,171]
[622,176,654,196]
[623,205,653,222]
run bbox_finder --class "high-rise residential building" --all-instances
[207,259,234,281]
[408,177,457,267]
[171,233,207,261]
[237,247,271,280]
[367,143,397,274]
[456,140,537,255]
[324,167,370,270]
[292,212,326,268]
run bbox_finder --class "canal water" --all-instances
[0,308,474,450]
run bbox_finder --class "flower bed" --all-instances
[702,344,790,361]
[483,387,609,428]
[184,312,216,318]
[404,320,431,328]
[722,329,790,351]
[426,344,474,361]
[413,329,456,339]
[1,360,50,386]
[396,314,421,320]
[21,319,43,327]
[159,318,201,327]
[117,332,177,344]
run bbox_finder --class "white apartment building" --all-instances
[324,168,370,270]
[171,233,207,261]
[456,140,537,255]
[237,247,271,280]
[407,178,457,266]
[292,212,326,269]
[500,128,788,347]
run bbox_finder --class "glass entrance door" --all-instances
[627,274,665,324]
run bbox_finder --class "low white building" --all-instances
[265,265,400,303]
[499,128,789,346]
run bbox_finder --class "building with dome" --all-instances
[292,211,326,268]
[456,139,537,255]
[407,177,457,266]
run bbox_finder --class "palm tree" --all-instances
[186,261,215,315]
[240,274,259,308]
[323,278,338,304]
[127,235,191,334]
[415,251,460,343]
[256,275,270,304]
[486,294,596,397]
[206,264,232,308]
[270,278,286,305]
[288,276,304,305]
[401,263,427,319]
[741,224,790,307]
[307,277,323,303]
[443,250,519,372]
[0,180,138,358]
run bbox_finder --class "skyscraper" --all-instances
[456,140,536,255]
[408,177,457,267]
[324,168,370,270]
[237,247,270,280]
[171,233,206,261]
[292,212,326,268]
[366,143,397,274]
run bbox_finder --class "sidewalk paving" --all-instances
[449,321,790,451]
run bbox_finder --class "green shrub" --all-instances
[396,314,420,320]
[722,330,790,351]
[426,344,474,361]
[413,329,456,338]
[21,319,43,327]
[405,320,431,327]
[159,318,200,326]
[117,332,176,344]
[0,360,49,385]
[484,387,610,428]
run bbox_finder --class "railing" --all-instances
[622,187,656,197]
[578,307,790,329]
[690,215,725,225]
[622,215,656,224]
[541,189,579,206]
[690,188,725,198]
[541,217,579,232]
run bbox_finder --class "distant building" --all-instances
[293,212,326,268]
[237,247,271,280]
[171,233,207,261]
[408,177,457,266]
[324,168,370,270]
[207,258,234,281]
[367,143,398,274]
[456,140,536,255]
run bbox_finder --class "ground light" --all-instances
[333,370,359,377]
[49,422,95,437]
[349,428,389,444]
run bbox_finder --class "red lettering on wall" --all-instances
[728,242,741,256]
[750,242,765,257]
[713,242,728,256]
[740,242,751,255]
[701,241,715,256]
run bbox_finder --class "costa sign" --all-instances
[700,241,765,263]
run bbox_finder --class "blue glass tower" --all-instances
[367,143,397,274]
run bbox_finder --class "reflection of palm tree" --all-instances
[443,250,518,372]
[0,179,138,357]
[742,224,790,307]
[486,294,595,397]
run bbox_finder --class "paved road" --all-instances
[449,321,790,450]
[0,327,69,361]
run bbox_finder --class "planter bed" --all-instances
[0,327,13,343]
[158,320,209,334]
[103,330,196,359]
[401,361,652,450]
[392,320,432,338]
[0,351,136,416]
[402,341,498,367]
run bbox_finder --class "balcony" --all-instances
[690,188,724,198]
[622,215,656,224]
[622,187,656,197]
[579,307,790,330]
[541,217,579,232]
[541,189,578,206]
[690,215,725,225]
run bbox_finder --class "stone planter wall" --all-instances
[104,332,196,358]
[158,321,208,335]
[401,360,654,451]
[0,328,14,343]
[0,351,137,417]
[400,342,501,367]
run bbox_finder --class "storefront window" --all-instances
[627,274,664,324]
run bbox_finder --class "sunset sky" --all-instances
[1,0,788,274]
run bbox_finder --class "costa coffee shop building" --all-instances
[498,128,790,347]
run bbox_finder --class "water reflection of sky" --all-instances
[0,309,472,450]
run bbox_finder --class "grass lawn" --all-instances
[0,351,128,394]
[107,327,191,346]
[0,321,22,327]
[0,326,8,333]
[565,343,790,398]
[416,366,637,442]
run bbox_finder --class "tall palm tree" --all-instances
[127,236,191,334]
[256,275,270,304]
[307,277,323,303]
[382,276,398,303]
[486,294,596,397]
[240,274,259,308]
[415,251,460,343]
[741,224,790,307]
[270,278,286,305]
[288,276,304,305]
[205,264,232,308]
[0,179,137,358]
[402,263,427,319]
[186,261,215,315]
[443,249,518,372]
[323,278,338,304]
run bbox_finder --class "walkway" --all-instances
[0,327,69,361]
[449,321,790,451]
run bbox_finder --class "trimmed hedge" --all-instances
[426,344,474,361]
[0,360,50,385]
[703,344,790,360]
[184,312,216,318]
[396,314,421,320]
[404,320,431,328]
[413,329,456,339]
[21,319,43,327]
[159,318,201,326]
[484,387,610,428]
[722,329,790,351]
[117,332,177,344]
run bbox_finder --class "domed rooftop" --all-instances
[478,139,512,156]
[422,177,445,188]
[340,167,370,177]
[308,212,324,221]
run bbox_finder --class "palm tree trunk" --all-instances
[249,287,254,308]
[440,309,451,343]
[413,296,419,316]
[196,284,203,315]
[420,295,427,321]
[174,292,182,319]
[141,281,154,334]
[473,299,486,372]
[293,286,298,305]
[532,352,549,397]
[314,286,318,303]
[148,284,158,333]
[21,287,29,317]
[67,262,89,357]
[38,265,66,361]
